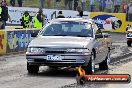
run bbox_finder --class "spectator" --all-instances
[34,8,45,29]
[105,0,113,13]
[127,1,132,21]
[0,0,11,29]
[114,0,122,13]
[10,0,15,6]
[68,0,73,10]
[77,6,83,17]
[122,0,128,13]
[81,0,86,11]
[40,0,45,8]
[20,11,32,28]
[17,0,22,7]
[64,0,68,9]
[99,0,106,12]
[74,0,79,10]
[47,0,51,8]
[56,0,61,9]
[90,0,96,12]
[57,11,65,18]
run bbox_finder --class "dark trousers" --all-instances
[64,0,68,7]
[18,0,22,7]
[90,5,95,12]
[10,0,15,6]
[99,6,105,12]
[68,0,73,10]
[1,20,6,29]
[10,0,22,7]
[114,5,120,13]
[128,13,132,22]
[74,0,78,10]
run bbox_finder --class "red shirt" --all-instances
[122,3,128,13]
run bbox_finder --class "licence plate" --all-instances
[47,55,62,61]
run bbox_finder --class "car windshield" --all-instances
[39,21,93,37]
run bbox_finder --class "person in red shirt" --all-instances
[122,1,128,13]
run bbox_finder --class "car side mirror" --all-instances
[31,33,38,37]
[95,34,103,39]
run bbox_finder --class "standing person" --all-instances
[21,11,32,28]
[77,6,83,17]
[122,0,128,13]
[10,0,15,6]
[81,0,86,11]
[68,0,73,10]
[74,0,79,10]
[114,0,122,13]
[127,1,132,21]
[105,0,113,13]
[57,11,65,18]
[56,0,61,9]
[64,0,68,9]
[17,0,22,7]
[34,8,45,29]
[0,0,11,29]
[40,0,45,8]
[90,0,96,12]
[47,0,51,8]
[99,0,106,12]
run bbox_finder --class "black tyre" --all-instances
[82,52,95,74]
[27,62,39,74]
[99,50,110,70]
[76,76,87,85]
[127,41,131,47]
[49,66,58,69]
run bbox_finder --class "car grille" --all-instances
[34,59,46,62]
[45,48,66,54]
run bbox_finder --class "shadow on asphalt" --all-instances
[27,67,77,78]
[38,68,77,77]
[27,66,109,78]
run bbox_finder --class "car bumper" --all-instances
[26,52,91,67]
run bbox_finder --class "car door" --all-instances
[94,29,108,64]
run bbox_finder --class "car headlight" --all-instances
[66,49,89,53]
[27,47,45,53]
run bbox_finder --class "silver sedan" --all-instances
[26,18,112,74]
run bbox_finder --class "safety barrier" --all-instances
[0,29,39,55]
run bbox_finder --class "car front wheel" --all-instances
[82,52,95,74]
[27,62,39,74]
[127,41,131,47]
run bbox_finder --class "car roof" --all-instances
[49,18,93,24]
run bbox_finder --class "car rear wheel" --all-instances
[27,62,39,74]
[127,41,131,47]
[99,49,110,70]
[82,52,95,74]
